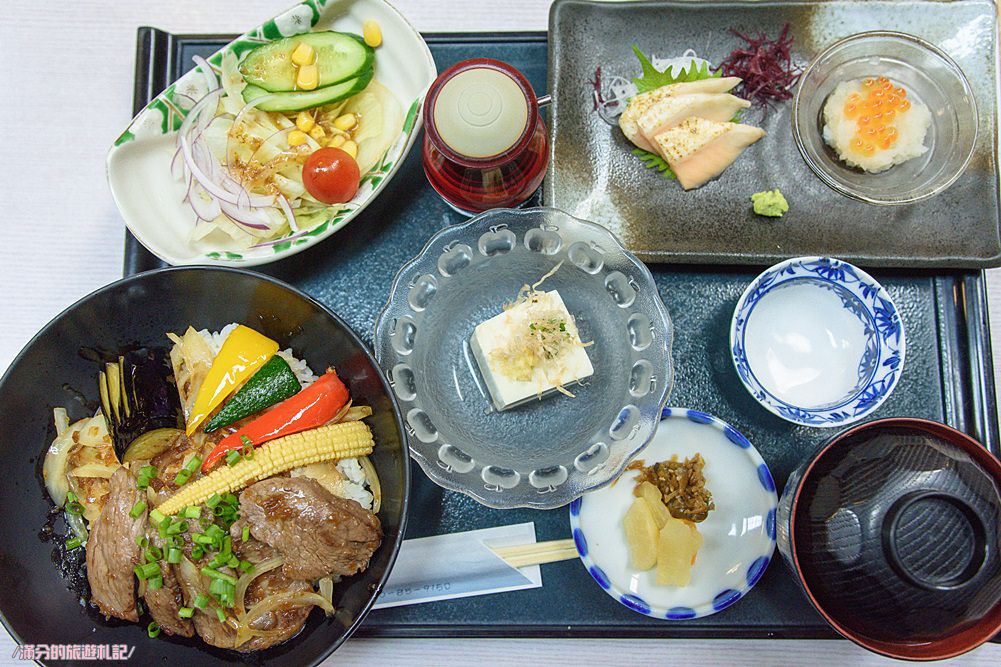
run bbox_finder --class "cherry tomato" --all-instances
[302,147,360,204]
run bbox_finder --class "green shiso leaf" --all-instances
[628,46,722,179]
[630,45,721,94]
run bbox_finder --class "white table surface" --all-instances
[1,0,999,664]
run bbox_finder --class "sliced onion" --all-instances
[219,200,273,230]
[277,195,298,232]
[187,182,223,221]
[68,464,119,479]
[234,556,284,618]
[192,55,219,92]
[318,578,334,616]
[235,591,333,646]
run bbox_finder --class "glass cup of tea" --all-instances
[422,58,549,215]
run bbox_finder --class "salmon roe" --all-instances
[844,77,911,154]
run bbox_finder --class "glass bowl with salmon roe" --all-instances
[793,31,977,205]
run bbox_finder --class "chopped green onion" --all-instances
[215,607,226,623]
[225,450,242,467]
[166,520,187,535]
[65,501,84,516]
[149,509,166,525]
[239,560,254,574]
[201,567,237,585]
[145,546,163,562]
[240,435,252,447]
[140,465,157,478]
[227,555,239,569]
[209,552,228,569]
[222,493,238,505]
[168,535,185,548]
[167,548,182,564]
[173,470,191,486]
[147,621,161,638]
[129,501,147,519]
[65,537,83,550]
[178,607,194,619]
[222,536,232,557]
[206,494,221,509]
[183,456,202,474]
[205,524,225,540]
[182,506,201,519]
[135,535,149,548]
[66,491,77,503]
[191,545,204,560]
[147,576,163,590]
[193,533,214,546]
[194,593,210,609]
[136,562,161,580]
[241,442,254,460]
[242,525,250,542]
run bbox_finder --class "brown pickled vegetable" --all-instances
[633,454,714,523]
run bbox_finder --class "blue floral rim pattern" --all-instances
[729,257,905,427]
[567,408,778,620]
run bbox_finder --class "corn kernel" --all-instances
[333,113,357,131]
[297,63,319,91]
[295,111,315,132]
[291,42,316,66]
[288,130,309,147]
[306,125,325,141]
[340,140,358,158]
[328,134,346,148]
[363,20,383,48]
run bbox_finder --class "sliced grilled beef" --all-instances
[230,522,313,652]
[86,467,145,621]
[142,532,194,637]
[173,557,237,650]
[239,477,381,581]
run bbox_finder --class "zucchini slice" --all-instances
[240,31,374,93]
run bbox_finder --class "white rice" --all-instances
[276,348,319,387]
[197,324,371,508]
[334,458,375,510]
[822,79,931,173]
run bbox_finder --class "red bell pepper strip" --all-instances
[201,368,349,472]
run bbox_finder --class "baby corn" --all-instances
[157,421,374,515]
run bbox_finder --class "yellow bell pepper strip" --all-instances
[185,326,279,434]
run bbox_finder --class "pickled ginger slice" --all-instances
[653,117,765,190]
[636,93,750,148]
[619,77,741,151]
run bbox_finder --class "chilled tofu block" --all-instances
[470,290,594,411]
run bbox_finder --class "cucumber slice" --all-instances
[241,68,374,112]
[240,31,374,92]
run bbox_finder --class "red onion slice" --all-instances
[192,55,219,92]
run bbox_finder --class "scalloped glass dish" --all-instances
[374,207,674,509]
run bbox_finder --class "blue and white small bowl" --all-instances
[730,257,905,428]
[568,408,777,620]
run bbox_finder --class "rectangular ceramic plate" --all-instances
[127,28,999,640]
[546,0,1001,268]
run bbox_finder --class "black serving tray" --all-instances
[126,27,999,640]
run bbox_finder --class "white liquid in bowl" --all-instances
[743,281,873,409]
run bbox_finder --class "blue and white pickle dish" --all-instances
[569,409,777,619]
[730,256,904,427]
[374,207,674,509]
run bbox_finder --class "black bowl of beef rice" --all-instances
[0,267,409,666]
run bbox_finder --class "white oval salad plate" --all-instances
[107,0,436,267]
[569,408,777,619]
